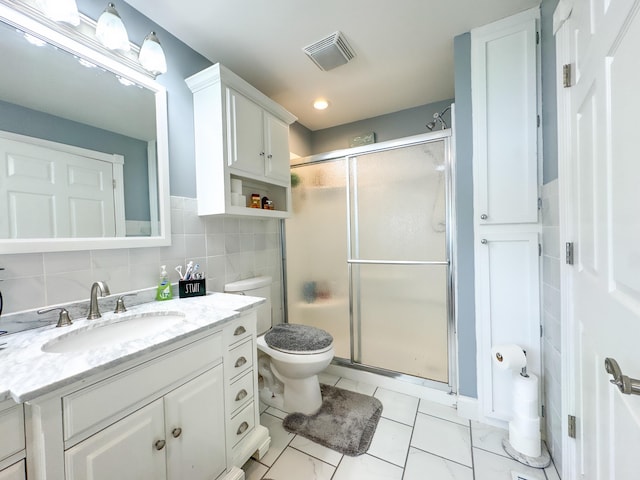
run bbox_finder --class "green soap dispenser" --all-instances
[156,265,173,301]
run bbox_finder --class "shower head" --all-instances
[426,106,451,131]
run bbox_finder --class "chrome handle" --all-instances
[480,239,488,245]
[236,422,249,435]
[154,439,166,450]
[114,293,136,313]
[480,214,488,220]
[234,326,246,336]
[37,307,73,327]
[235,356,247,368]
[172,427,182,438]
[235,389,248,401]
[604,358,640,395]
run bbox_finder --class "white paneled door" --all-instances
[559,0,640,478]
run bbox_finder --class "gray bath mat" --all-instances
[282,384,383,456]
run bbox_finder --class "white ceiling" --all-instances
[124,0,539,131]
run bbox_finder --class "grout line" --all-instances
[288,444,342,469]
[408,445,475,471]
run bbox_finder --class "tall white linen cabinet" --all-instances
[471,7,542,424]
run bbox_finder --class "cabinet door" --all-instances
[164,366,226,480]
[0,461,25,480]
[226,88,264,176]
[471,11,539,225]
[65,399,166,480]
[263,112,290,182]
[475,231,541,420]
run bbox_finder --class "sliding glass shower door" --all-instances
[349,141,449,381]
[285,134,452,384]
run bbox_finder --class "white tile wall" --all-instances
[541,180,562,473]
[0,196,284,325]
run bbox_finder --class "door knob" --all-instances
[604,358,640,395]
[172,427,182,438]
[480,214,488,220]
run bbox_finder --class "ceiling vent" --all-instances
[303,31,356,71]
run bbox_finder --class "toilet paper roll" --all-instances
[509,416,541,457]
[492,344,527,371]
[231,192,242,206]
[230,179,243,194]
[512,373,539,419]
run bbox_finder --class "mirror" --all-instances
[0,2,170,253]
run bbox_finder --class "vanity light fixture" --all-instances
[138,31,167,75]
[34,0,80,26]
[313,98,329,110]
[95,3,130,52]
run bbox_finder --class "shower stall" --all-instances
[284,130,455,389]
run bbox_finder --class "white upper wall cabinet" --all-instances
[472,9,540,225]
[186,64,297,218]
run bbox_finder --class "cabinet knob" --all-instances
[237,422,249,435]
[259,151,265,156]
[172,427,182,438]
[480,214,488,220]
[154,439,166,450]
[234,326,246,336]
[267,154,273,159]
[481,239,488,245]
[235,389,248,401]
[235,356,247,368]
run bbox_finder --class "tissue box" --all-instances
[178,279,206,298]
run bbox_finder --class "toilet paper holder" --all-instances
[605,357,640,396]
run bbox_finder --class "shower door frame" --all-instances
[284,129,457,393]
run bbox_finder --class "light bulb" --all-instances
[96,3,130,51]
[139,32,167,75]
[313,99,329,110]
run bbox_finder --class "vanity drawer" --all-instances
[228,371,254,415]
[226,339,253,381]
[0,403,24,462]
[223,312,255,347]
[230,403,254,447]
[63,333,222,442]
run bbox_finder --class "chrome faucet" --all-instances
[87,281,110,320]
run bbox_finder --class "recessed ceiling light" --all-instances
[313,99,329,110]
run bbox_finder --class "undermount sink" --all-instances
[42,311,186,354]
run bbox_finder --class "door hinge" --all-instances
[566,242,574,265]
[537,115,541,128]
[541,404,545,417]
[112,179,117,189]
[563,64,573,88]
[538,243,542,257]
[536,31,540,44]
[568,415,577,438]
[540,324,543,338]
[538,197,542,210]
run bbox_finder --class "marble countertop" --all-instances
[0,292,265,403]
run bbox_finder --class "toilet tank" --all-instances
[224,276,272,335]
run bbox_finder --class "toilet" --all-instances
[224,276,334,415]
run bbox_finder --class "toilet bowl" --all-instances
[224,276,335,415]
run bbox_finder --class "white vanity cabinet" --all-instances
[186,63,297,218]
[222,311,270,469]
[64,367,226,480]
[0,400,26,480]
[25,311,266,480]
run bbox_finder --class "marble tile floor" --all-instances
[242,372,561,480]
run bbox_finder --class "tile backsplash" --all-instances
[0,196,284,326]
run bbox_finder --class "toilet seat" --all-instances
[264,324,333,355]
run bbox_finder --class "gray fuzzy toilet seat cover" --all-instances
[264,324,333,354]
